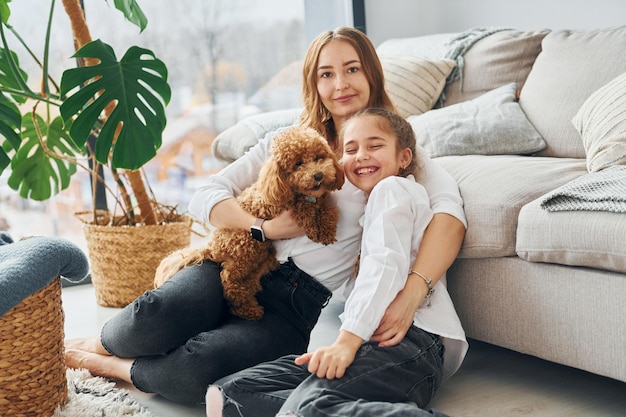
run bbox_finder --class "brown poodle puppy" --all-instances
[154,126,344,320]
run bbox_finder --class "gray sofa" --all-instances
[211,26,626,383]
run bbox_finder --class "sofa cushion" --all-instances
[381,56,456,117]
[517,196,626,274]
[408,83,545,158]
[211,108,301,162]
[442,29,550,107]
[519,26,626,158]
[376,33,457,58]
[436,155,586,258]
[572,71,626,172]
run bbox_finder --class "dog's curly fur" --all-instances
[154,126,344,320]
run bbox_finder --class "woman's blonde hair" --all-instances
[300,27,395,150]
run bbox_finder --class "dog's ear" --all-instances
[330,155,345,190]
[258,157,293,206]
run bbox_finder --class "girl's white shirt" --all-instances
[340,175,468,381]
[188,127,467,293]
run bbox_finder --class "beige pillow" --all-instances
[442,29,550,107]
[519,26,626,158]
[573,72,626,172]
[381,56,456,117]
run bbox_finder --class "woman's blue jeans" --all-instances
[100,258,331,404]
[215,325,449,417]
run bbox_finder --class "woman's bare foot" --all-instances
[64,336,110,355]
[65,348,133,384]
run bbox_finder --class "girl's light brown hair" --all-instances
[300,27,396,151]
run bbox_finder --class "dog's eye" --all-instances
[295,161,303,167]
[315,155,323,161]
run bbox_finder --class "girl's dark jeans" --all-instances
[100,258,331,404]
[216,326,447,417]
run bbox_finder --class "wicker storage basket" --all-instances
[78,212,192,307]
[0,276,67,417]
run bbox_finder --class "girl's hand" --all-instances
[370,284,423,347]
[294,331,362,379]
[264,209,305,240]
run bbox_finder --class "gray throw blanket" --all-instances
[540,165,626,213]
[0,233,90,316]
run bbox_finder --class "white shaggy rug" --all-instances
[52,368,156,417]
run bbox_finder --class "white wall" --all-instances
[365,0,626,46]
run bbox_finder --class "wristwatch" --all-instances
[250,218,266,242]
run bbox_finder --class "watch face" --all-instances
[251,226,265,242]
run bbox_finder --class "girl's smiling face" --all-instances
[342,114,412,196]
[316,39,371,131]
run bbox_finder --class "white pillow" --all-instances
[211,108,301,162]
[408,83,546,158]
[381,56,456,118]
[573,71,626,173]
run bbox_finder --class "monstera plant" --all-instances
[0,0,171,226]
[0,0,192,307]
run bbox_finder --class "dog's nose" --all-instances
[314,172,323,181]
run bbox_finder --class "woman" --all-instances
[64,27,466,405]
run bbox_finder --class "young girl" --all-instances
[206,108,467,417]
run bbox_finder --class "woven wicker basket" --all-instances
[78,212,192,307]
[0,276,67,417]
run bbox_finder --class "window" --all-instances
[0,0,355,249]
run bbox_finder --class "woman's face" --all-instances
[316,40,371,131]
[342,115,412,196]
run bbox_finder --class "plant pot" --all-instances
[0,276,67,416]
[77,211,192,307]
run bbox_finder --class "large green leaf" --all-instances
[114,0,148,32]
[7,114,79,201]
[60,39,170,170]
[0,90,20,174]
[0,48,28,104]
[0,0,10,26]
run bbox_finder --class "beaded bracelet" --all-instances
[409,269,435,307]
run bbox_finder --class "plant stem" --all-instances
[128,170,156,224]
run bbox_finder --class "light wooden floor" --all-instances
[62,284,626,417]
[429,340,626,417]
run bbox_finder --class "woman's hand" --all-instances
[372,213,465,347]
[294,331,363,379]
[370,282,424,347]
[210,199,304,240]
[263,209,306,240]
